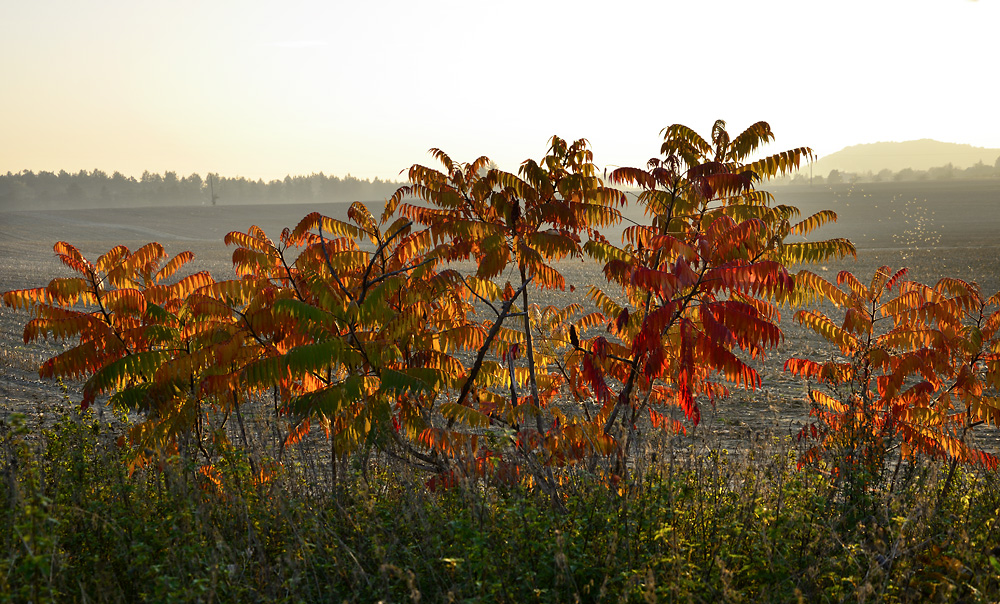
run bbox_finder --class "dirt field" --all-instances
[2,181,998,448]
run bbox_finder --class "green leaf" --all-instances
[289,375,373,417]
[108,383,154,412]
[84,350,173,399]
[379,367,441,396]
[439,403,491,429]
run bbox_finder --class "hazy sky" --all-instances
[2,0,997,181]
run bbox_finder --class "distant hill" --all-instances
[812,140,1000,175]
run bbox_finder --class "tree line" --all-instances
[0,169,405,210]
[776,156,1000,186]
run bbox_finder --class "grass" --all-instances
[3,399,1000,603]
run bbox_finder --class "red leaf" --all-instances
[678,367,699,426]
[615,307,630,333]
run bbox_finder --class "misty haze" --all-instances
[4,0,1000,599]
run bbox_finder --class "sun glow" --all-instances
[2,0,997,182]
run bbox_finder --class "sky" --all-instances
[2,0,998,182]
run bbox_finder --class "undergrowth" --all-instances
[3,403,1000,603]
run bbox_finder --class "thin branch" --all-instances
[317,224,355,303]
[360,220,414,299]
[451,276,534,415]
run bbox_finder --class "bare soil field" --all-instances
[2,181,998,450]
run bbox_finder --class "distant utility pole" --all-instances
[208,175,219,206]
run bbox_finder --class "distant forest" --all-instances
[774,157,1000,186]
[4,158,999,211]
[0,170,406,210]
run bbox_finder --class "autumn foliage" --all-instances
[5,120,999,492]
[786,267,1000,472]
